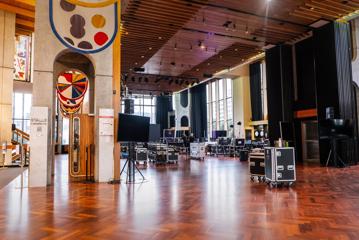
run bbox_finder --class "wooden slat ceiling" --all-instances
[122,0,359,94]
[2,0,359,94]
[0,0,35,35]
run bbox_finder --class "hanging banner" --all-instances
[49,0,118,54]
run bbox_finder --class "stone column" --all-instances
[0,10,15,165]
[233,65,252,139]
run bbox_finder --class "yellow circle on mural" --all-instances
[65,0,117,8]
[92,14,106,28]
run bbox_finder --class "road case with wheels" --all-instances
[249,149,265,182]
[264,147,296,187]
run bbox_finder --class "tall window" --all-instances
[121,94,156,123]
[12,93,32,133]
[206,78,233,138]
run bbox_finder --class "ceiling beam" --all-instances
[0,2,35,18]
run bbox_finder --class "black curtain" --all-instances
[249,62,263,121]
[314,21,358,165]
[190,84,207,139]
[265,45,294,144]
[180,90,189,107]
[156,96,173,133]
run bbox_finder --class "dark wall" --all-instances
[266,45,294,144]
[294,37,317,110]
[249,62,263,121]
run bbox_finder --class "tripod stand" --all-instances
[120,142,146,183]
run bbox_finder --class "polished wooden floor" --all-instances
[1,155,359,239]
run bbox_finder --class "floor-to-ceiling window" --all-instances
[206,78,233,138]
[12,93,32,133]
[121,94,156,123]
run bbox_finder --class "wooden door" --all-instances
[69,114,95,181]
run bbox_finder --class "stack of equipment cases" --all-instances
[135,147,148,165]
[249,149,265,182]
[264,147,296,187]
[190,143,206,160]
[148,143,167,164]
[167,146,179,164]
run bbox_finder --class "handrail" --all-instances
[13,128,30,141]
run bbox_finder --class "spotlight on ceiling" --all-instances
[144,77,149,83]
[198,41,205,49]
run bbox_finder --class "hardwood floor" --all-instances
[1,155,359,239]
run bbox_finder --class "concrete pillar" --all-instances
[233,65,252,138]
[0,10,15,164]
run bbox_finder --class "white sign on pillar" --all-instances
[29,107,50,187]
[98,108,114,182]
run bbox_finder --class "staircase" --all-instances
[10,128,30,167]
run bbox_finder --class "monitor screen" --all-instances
[117,114,150,142]
[149,124,161,142]
[235,138,245,146]
[212,130,227,139]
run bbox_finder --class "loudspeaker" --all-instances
[326,107,335,120]
[124,99,134,114]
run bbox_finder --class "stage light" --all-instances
[131,76,135,82]
[144,77,149,83]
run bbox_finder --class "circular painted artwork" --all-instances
[60,102,81,115]
[50,0,118,54]
[57,71,89,100]
[57,92,84,108]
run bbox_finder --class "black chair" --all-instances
[321,119,353,167]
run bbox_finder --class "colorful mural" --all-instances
[14,35,31,81]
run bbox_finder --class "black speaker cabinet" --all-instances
[124,99,134,114]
